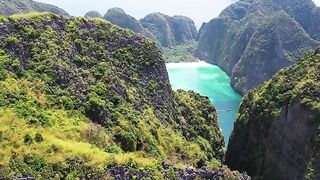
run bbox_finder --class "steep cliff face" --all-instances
[102,8,157,43]
[171,16,197,44]
[226,52,320,179]
[84,10,102,19]
[0,13,225,179]
[197,0,319,94]
[140,13,175,47]
[309,7,320,41]
[100,8,197,48]
[0,0,68,16]
[103,8,145,35]
[141,13,197,47]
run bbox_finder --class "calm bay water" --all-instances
[166,62,242,144]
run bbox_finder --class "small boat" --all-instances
[217,109,232,112]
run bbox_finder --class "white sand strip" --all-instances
[166,61,212,68]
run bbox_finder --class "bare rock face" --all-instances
[227,102,317,179]
[0,0,68,16]
[309,7,320,41]
[104,165,252,180]
[226,53,320,179]
[102,8,158,43]
[196,0,320,94]
[140,13,175,47]
[103,8,145,34]
[141,13,197,47]
[101,8,197,48]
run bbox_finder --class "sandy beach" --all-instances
[165,61,212,68]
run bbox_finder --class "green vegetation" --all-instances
[163,41,199,63]
[0,13,225,179]
[174,90,225,163]
[238,52,320,123]
[226,51,320,179]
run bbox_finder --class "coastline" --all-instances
[166,60,243,145]
[165,60,244,95]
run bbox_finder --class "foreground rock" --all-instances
[0,13,225,179]
[226,51,320,179]
[105,165,251,180]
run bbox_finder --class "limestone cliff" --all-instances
[196,0,319,94]
[141,13,197,47]
[102,8,157,43]
[99,8,197,48]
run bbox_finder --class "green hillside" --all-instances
[226,51,320,179]
[0,13,226,179]
[0,0,68,16]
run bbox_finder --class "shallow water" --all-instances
[166,62,242,145]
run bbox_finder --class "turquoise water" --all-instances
[166,62,242,144]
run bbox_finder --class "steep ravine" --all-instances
[226,51,320,179]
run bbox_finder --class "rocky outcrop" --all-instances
[0,0,68,16]
[141,13,197,47]
[226,52,320,179]
[104,165,251,180]
[196,0,320,94]
[84,10,102,18]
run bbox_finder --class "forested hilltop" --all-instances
[0,13,247,179]
[226,50,320,179]
[0,0,68,16]
[197,0,320,94]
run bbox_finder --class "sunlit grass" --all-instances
[0,107,156,168]
[10,12,49,19]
